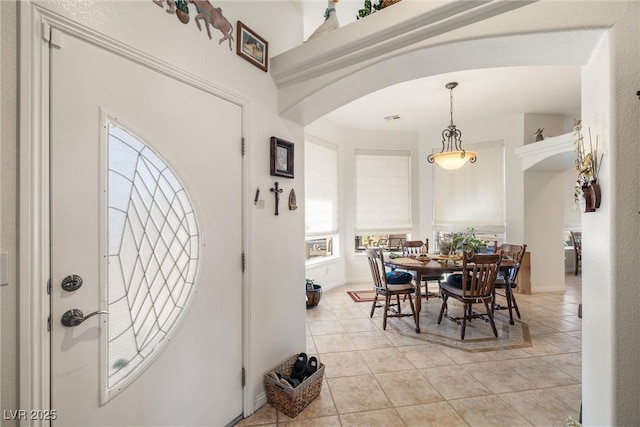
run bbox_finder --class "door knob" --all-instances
[61,275,83,291]
[61,309,109,327]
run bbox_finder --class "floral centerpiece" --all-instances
[438,228,489,255]
[573,120,603,212]
[452,228,488,253]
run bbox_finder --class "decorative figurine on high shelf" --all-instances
[307,0,340,41]
[534,128,545,141]
[357,0,401,19]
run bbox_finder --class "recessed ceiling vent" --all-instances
[384,115,401,121]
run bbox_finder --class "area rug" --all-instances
[346,290,376,303]
[386,299,532,352]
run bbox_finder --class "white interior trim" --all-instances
[515,131,575,171]
[271,0,533,86]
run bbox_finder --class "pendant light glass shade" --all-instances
[428,82,477,170]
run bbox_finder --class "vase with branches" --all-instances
[573,120,603,212]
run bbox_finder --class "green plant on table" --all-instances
[452,228,488,253]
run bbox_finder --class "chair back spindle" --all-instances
[459,252,503,299]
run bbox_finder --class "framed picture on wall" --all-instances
[270,137,294,178]
[236,21,268,72]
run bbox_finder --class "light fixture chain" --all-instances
[450,86,454,126]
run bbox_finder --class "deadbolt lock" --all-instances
[61,275,83,292]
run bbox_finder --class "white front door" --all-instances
[50,29,243,426]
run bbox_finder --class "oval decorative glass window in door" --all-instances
[106,121,200,394]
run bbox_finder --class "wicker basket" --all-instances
[264,354,325,418]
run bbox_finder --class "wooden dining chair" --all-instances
[437,251,503,340]
[570,231,582,275]
[401,239,443,299]
[365,247,416,330]
[491,243,527,325]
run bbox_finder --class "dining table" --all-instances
[385,254,516,333]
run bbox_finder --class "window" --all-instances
[432,140,505,242]
[354,150,411,252]
[354,233,408,252]
[106,122,200,398]
[305,140,338,260]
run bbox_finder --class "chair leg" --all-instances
[505,284,515,325]
[396,295,402,314]
[575,253,579,275]
[407,293,417,326]
[370,294,378,318]
[383,295,390,330]
[484,300,498,337]
[491,289,496,314]
[461,303,468,340]
[437,294,448,324]
[511,290,521,319]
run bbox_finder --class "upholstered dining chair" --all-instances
[570,231,582,275]
[401,239,444,299]
[437,251,503,340]
[365,247,417,330]
[491,243,527,325]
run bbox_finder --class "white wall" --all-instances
[523,113,570,144]
[524,170,567,292]
[8,0,307,419]
[581,4,640,422]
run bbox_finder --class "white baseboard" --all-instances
[530,285,566,293]
[250,391,268,416]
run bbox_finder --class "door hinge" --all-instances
[241,137,245,156]
[47,279,51,295]
[241,252,246,273]
[47,316,51,332]
[242,367,246,387]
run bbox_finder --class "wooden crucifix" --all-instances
[270,182,283,216]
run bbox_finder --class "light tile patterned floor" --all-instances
[238,275,582,426]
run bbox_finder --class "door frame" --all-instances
[18,2,255,420]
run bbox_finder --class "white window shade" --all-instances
[305,141,338,236]
[355,150,411,235]
[433,140,505,233]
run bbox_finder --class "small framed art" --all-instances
[270,137,294,178]
[236,21,268,72]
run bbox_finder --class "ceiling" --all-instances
[321,66,581,132]
[293,1,582,133]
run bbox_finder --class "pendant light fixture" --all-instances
[428,82,477,170]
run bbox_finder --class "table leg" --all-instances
[414,272,422,333]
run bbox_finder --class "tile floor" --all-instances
[238,275,582,427]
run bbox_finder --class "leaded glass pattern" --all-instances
[107,122,200,390]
